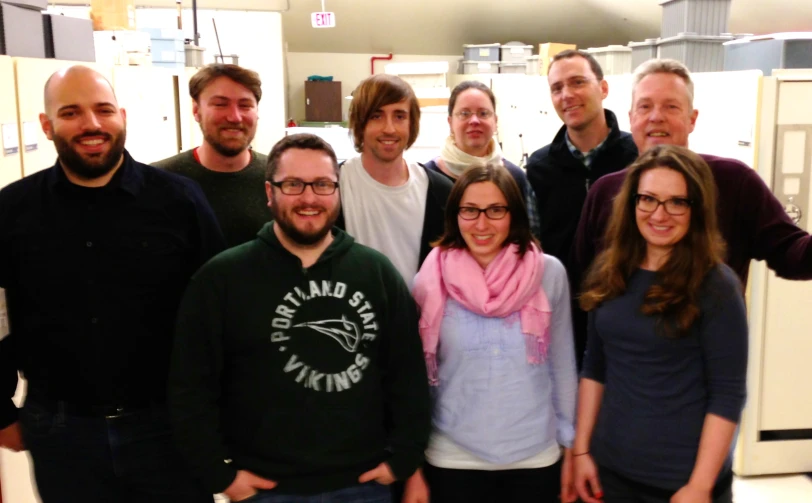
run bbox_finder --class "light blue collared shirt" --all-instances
[425,255,578,464]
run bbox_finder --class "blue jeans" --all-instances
[237,483,391,503]
[20,394,213,503]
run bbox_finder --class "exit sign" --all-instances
[311,12,336,28]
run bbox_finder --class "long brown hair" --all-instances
[433,162,536,256]
[579,145,725,337]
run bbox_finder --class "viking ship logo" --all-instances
[293,316,361,352]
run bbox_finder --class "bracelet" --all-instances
[572,451,590,457]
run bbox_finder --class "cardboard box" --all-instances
[417,97,449,108]
[538,42,577,75]
[90,0,136,31]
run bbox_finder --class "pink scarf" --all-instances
[412,243,552,385]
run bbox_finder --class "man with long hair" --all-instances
[338,74,452,286]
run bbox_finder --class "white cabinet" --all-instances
[0,380,40,503]
[491,75,561,166]
[690,71,760,168]
[178,67,204,153]
[13,58,114,177]
[603,74,634,133]
[0,56,23,189]
[735,74,812,476]
[112,66,180,163]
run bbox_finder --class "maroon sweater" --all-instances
[569,154,812,364]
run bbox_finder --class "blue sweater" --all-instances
[582,264,748,491]
[424,255,577,465]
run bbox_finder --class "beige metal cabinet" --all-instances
[735,73,812,476]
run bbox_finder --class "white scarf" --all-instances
[439,135,504,178]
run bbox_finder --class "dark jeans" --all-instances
[597,465,733,503]
[19,394,213,503]
[423,460,562,503]
[236,482,391,503]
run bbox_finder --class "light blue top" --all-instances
[424,254,578,465]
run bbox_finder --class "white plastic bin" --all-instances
[660,0,732,39]
[500,42,533,63]
[463,43,501,62]
[656,32,734,72]
[526,55,540,75]
[184,43,205,67]
[385,61,449,89]
[499,62,527,74]
[586,45,633,75]
[462,60,500,74]
[628,39,659,71]
[723,33,812,76]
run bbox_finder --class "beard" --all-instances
[201,122,256,157]
[52,128,126,181]
[271,201,340,246]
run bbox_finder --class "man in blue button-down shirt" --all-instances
[0,65,225,502]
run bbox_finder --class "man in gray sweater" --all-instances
[153,64,268,247]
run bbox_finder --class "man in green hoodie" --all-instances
[168,133,430,503]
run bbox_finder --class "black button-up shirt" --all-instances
[0,151,225,427]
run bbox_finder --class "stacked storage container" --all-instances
[142,27,185,69]
[525,55,540,75]
[627,39,659,71]
[659,0,731,39]
[462,43,500,74]
[655,0,733,71]
[586,45,633,75]
[500,41,532,74]
[657,33,733,72]
[723,33,812,76]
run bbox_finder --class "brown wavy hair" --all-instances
[189,64,262,103]
[433,162,536,256]
[579,145,725,337]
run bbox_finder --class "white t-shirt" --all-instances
[426,430,561,470]
[340,156,428,285]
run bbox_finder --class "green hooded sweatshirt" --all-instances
[168,222,430,495]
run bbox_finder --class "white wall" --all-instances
[286,52,461,123]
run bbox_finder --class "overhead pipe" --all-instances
[192,0,199,45]
[370,53,393,75]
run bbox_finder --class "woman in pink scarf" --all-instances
[406,163,578,503]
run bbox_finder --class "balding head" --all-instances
[43,65,117,117]
[39,65,127,188]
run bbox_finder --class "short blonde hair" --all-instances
[632,59,694,105]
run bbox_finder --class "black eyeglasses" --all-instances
[458,206,509,220]
[270,179,339,195]
[635,194,692,216]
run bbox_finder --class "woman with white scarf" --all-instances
[423,81,541,239]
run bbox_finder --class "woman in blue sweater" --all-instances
[573,145,748,503]
[410,162,578,503]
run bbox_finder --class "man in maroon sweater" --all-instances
[570,59,812,365]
